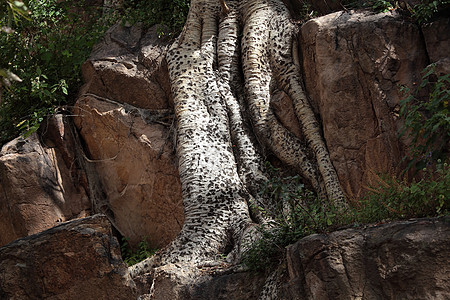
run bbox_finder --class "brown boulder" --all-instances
[0,117,90,246]
[300,10,428,198]
[284,217,450,299]
[80,23,172,110]
[271,90,303,139]
[0,214,136,299]
[73,96,183,248]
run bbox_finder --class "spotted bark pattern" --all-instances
[130,0,347,278]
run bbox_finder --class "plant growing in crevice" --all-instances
[341,0,394,12]
[242,161,449,271]
[399,64,449,171]
[121,237,158,266]
[370,0,394,12]
[361,162,449,221]
[242,163,355,271]
[411,0,450,24]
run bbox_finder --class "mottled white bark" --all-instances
[241,0,347,206]
[130,0,347,279]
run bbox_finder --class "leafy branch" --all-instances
[399,64,450,171]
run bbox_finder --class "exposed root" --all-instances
[130,0,348,286]
[267,2,347,207]
[241,0,347,207]
[130,0,253,279]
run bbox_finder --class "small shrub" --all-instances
[242,163,357,271]
[361,162,449,222]
[243,161,449,271]
[412,0,450,24]
[0,0,116,143]
[399,64,449,171]
[119,0,189,36]
[121,237,158,266]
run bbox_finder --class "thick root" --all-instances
[130,0,348,282]
[241,0,347,208]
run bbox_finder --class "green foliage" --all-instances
[0,0,30,28]
[340,0,394,12]
[243,161,449,271]
[0,0,115,143]
[412,0,450,24]
[360,162,449,222]
[121,237,158,266]
[243,200,354,271]
[242,163,356,271]
[370,0,394,12]
[0,0,191,144]
[0,0,28,99]
[119,0,189,36]
[399,64,450,171]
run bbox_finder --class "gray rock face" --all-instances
[0,115,90,247]
[0,214,136,299]
[283,217,450,300]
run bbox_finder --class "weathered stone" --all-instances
[80,23,172,110]
[0,214,136,299]
[133,218,450,299]
[300,10,428,198]
[421,17,450,64]
[133,262,267,300]
[0,119,90,247]
[285,1,423,19]
[271,90,303,139]
[284,217,450,299]
[73,95,183,248]
[191,270,266,300]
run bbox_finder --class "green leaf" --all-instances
[41,51,52,62]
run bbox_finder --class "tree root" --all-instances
[241,0,347,207]
[129,0,348,283]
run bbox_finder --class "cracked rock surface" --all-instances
[0,214,136,299]
[74,23,183,248]
[0,117,90,247]
[283,217,450,300]
[300,10,428,198]
[73,96,183,249]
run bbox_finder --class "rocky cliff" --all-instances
[0,7,448,300]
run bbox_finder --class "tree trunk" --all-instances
[130,0,347,288]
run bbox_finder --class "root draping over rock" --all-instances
[130,0,347,280]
